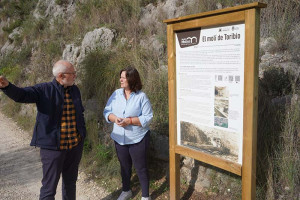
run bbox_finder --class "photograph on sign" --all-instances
[176,23,245,164]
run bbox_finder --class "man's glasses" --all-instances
[63,72,76,75]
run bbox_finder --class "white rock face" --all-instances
[81,28,115,53]
[260,37,278,53]
[8,27,23,41]
[139,0,198,62]
[62,44,81,65]
[0,17,11,36]
[139,0,187,29]
[33,0,76,22]
[0,40,14,56]
[62,27,116,65]
[140,35,165,58]
[0,27,23,56]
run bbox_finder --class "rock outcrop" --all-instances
[62,27,116,65]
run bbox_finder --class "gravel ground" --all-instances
[0,111,109,200]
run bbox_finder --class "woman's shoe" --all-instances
[117,190,132,200]
[141,197,151,200]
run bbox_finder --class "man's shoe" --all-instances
[141,197,151,200]
[117,190,132,200]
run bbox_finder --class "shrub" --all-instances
[96,144,113,162]
[259,67,293,98]
[0,65,22,83]
[0,0,38,31]
[0,46,32,83]
[275,100,300,199]
[55,0,68,6]
[21,16,48,42]
[2,19,22,34]
[80,49,123,103]
[261,0,300,50]
[257,95,300,199]
[256,84,285,199]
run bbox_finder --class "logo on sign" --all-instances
[177,29,200,48]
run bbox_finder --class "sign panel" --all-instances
[176,23,245,164]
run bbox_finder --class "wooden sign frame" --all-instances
[163,2,266,200]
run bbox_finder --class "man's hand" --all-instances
[0,76,9,88]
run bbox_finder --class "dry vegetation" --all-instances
[0,0,299,199]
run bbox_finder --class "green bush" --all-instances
[259,67,293,98]
[76,0,142,39]
[2,19,22,34]
[96,144,113,162]
[0,65,22,83]
[0,46,32,83]
[0,0,38,32]
[276,101,300,199]
[81,49,119,101]
[256,85,285,199]
[55,0,68,6]
[257,96,300,200]
[140,0,158,6]
[21,16,48,41]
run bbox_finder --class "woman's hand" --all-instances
[108,114,138,127]
[115,117,131,127]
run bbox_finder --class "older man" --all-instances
[0,60,86,200]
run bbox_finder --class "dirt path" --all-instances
[0,111,109,200]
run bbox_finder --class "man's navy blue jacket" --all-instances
[1,79,86,150]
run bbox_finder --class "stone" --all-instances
[0,40,15,56]
[62,27,116,65]
[120,37,128,45]
[260,37,278,53]
[62,44,81,65]
[139,0,189,30]
[140,35,165,58]
[8,27,23,42]
[33,0,76,23]
[81,27,115,52]
[216,3,223,9]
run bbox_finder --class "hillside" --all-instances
[0,0,299,199]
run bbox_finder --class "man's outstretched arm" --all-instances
[0,75,39,104]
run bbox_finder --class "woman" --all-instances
[103,67,153,200]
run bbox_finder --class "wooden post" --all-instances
[167,24,181,200]
[242,7,260,200]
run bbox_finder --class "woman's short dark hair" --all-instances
[120,66,142,92]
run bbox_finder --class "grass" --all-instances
[258,99,300,200]
[0,0,38,37]
[260,0,300,50]
[275,101,300,199]
[256,65,300,199]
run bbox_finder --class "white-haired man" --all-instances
[0,60,86,200]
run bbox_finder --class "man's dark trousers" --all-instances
[39,140,84,200]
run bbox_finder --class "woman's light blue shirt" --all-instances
[103,88,153,145]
